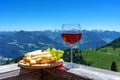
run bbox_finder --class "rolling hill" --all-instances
[80,37,120,71]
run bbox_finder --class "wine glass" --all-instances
[61,24,82,68]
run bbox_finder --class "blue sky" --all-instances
[0,0,120,31]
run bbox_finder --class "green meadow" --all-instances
[63,47,120,72]
[81,47,120,71]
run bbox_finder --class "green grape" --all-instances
[50,48,56,57]
[45,48,64,60]
[44,48,50,52]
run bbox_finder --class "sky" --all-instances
[0,0,120,31]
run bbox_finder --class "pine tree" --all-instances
[14,58,19,63]
[5,58,11,64]
[111,61,118,71]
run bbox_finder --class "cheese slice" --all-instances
[25,50,50,57]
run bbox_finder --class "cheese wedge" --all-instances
[25,50,50,57]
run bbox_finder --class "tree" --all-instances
[111,61,118,72]
[5,58,11,64]
[14,56,23,63]
[14,58,19,63]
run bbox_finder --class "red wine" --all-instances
[62,33,82,44]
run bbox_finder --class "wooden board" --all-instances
[18,59,63,69]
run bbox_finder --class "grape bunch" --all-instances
[45,48,64,60]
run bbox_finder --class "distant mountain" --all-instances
[0,31,16,35]
[0,30,62,58]
[79,30,120,49]
[0,29,120,58]
[101,37,120,48]
[39,30,120,49]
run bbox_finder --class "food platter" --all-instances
[18,59,63,69]
[18,49,64,69]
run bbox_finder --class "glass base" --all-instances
[64,62,79,69]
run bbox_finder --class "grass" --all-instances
[81,47,120,71]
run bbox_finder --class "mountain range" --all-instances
[0,29,120,58]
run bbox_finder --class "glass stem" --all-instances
[70,45,73,63]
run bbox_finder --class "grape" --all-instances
[44,48,50,52]
[45,48,64,60]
